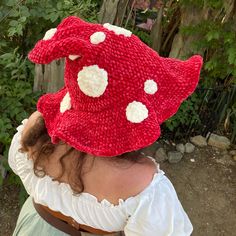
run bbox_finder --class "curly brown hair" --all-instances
[20,116,144,194]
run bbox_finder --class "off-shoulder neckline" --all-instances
[16,120,166,208]
[77,169,165,207]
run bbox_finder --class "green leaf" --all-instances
[8,27,17,36]
[206,31,219,41]
[49,12,59,22]
[16,24,23,36]
[9,9,19,17]
[57,2,63,9]
[19,5,30,17]
[9,20,18,27]
[0,53,14,60]
[6,0,17,7]
[204,60,217,71]
[232,68,236,79]
[19,16,27,22]
[227,47,236,65]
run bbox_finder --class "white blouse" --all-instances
[8,120,193,236]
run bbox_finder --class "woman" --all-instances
[8,16,203,235]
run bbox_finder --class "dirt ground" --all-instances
[0,145,235,236]
[161,146,236,236]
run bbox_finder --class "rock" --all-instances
[215,158,226,165]
[207,133,230,149]
[233,155,236,161]
[155,147,168,162]
[168,151,183,163]
[221,150,228,155]
[222,154,231,159]
[229,150,236,156]
[185,142,195,153]
[176,143,185,153]
[215,154,234,165]
[212,146,220,153]
[190,135,207,147]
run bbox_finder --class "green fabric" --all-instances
[13,196,119,236]
[13,196,69,236]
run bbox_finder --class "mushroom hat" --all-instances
[28,16,203,157]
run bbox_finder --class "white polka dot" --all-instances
[90,32,106,44]
[144,79,158,95]
[126,101,148,123]
[77,65,108,98]
[103,23,132,37]
[60,92,71,113]
[69,55,80,61]
[43,28,57,40]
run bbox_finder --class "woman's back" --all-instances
[10,120,193,235]
[43,143,157,205]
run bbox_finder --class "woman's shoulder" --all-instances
[82,155,159,205]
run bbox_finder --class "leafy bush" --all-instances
[0,0,101,202]
[0,48,39,202]
[160,0,236,142]
[164,93,201,132]
[178,1,236,142]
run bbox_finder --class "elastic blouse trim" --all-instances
[8,120,168,232]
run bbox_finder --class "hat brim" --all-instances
[155,55,203,124]
[37,88,160,157]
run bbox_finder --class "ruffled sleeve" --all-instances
[124,175,193,236]
[8,119,193,234]
[8,119,29,176]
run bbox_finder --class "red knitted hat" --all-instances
[28,16,203,157]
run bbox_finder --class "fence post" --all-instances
[33,59,65,93]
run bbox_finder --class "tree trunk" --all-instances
[169,0,236,59]
[115,0,130,26]
[150,5,164,53]
[98,0,120,24]
[169,4,208,59]
[98,0,131,25]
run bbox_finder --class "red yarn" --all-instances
[28,16,203,157]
